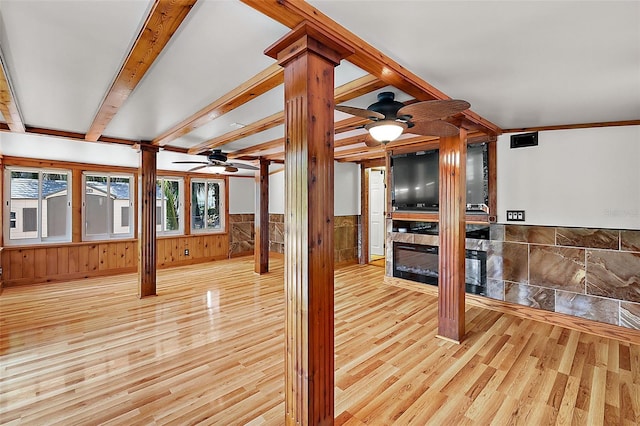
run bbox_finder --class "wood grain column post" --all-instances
[359,166,369,265]
[138,142,159,298]
[266,22,353,426]
[255,158,269,274]
[438,128,467,342]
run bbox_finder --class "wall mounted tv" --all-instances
[391,143,488,212]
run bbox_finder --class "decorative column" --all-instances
[265,22,353,425]
[138,142,159,298]
[255,158,269,274]
[438,129,467,342]
[359,166,369,265]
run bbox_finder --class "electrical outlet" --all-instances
[506,210,526,222]
[184,249,189,256]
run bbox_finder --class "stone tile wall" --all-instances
[386,222,640,331]
[334,215,359,263]
[488,224,640,330]
[229,214,255,256]
[268,213,359,263]
[269,214,285,254]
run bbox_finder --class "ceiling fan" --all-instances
[173,149,258,173]
[336,91,470,147]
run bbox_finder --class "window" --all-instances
[156,177,183,235]
[191,178,225,233]
[4,168,72,244]
[83,173,133,240]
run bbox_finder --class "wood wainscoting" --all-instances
[1,234,228,286]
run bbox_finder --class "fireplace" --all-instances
[393,242,487,295]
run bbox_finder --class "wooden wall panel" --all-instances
[2,233,228,286]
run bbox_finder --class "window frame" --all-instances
[3,166,73,246]
[190,178,226,234]
[156,176,184,237]
[82,172,135,241]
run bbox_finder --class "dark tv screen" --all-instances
[392,143,488,211]
[466,143,488,207]
[392,150,439,211]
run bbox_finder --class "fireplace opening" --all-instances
[393,242,487,295]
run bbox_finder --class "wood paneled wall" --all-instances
[2,234,228,287]
[2,156,230,287]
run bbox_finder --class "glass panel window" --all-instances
[83,173,133,240]
[191,178,225,233]
[5,168,71,244]
[156,177,183,235]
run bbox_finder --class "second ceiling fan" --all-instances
[336,91,470,146]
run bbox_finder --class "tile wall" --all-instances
[228,213,361,261]
[489,225,640,330]
[386,222,640,331]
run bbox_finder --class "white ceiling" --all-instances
[0,0,639,173]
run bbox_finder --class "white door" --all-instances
[369,169,386,257]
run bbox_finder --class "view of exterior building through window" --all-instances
[7,169,71,243]
[83,173,133,240]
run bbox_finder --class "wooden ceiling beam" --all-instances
[0,47,25,132]
[227,116,370,159]
[85,0,196,142]
[188,73,385,154]
[153,62,284,147]
[0,123,188,153]
[242,0,502,135]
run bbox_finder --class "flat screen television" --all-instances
[392,143,488,212]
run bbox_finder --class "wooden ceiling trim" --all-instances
[242,0,502,135]
[188,111,282,154]
[227,116,369,159]
[502,119,640,134]
[334,144,382,159]
[188,74,384,154]
[85,0,197,142]
[335,150,385,162]
[152,63,284,147]
[0,124,188,153]
[227,137,283,159]
[0,49,25,132]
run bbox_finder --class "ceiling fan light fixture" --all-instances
[366,120,407,143]
[210,165,226,174]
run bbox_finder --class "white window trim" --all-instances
[82,172,134,241]
[190,178,226,234]
[156,176,184,236]
[3,166,72,246]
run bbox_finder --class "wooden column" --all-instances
[0,154,3,291]
[266,22,353,425]
[72,168,82,242]
[359,166,369,265]
[255,158,269,274]
[487,136,498,222]
[138,142,159,298]
[437,129,467,342]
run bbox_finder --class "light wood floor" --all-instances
[1,257,638,425]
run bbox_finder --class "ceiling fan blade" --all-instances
[188,165,209,172]
[172,161,209,165]
[224,166,239,173]
[397,99,470,122]
[227,161,259,171]
[336,105,385,120]
[408,120,461,137]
